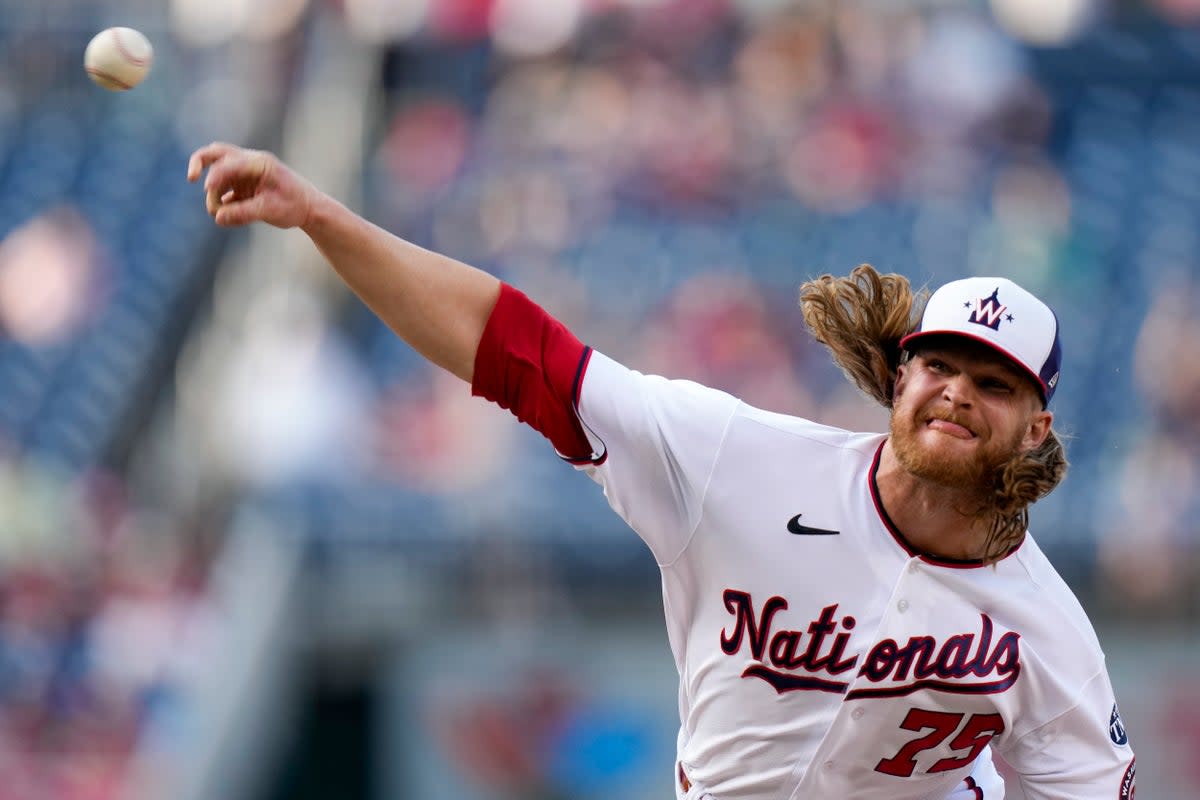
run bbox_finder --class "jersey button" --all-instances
[823,761,834,770]
[897,599,909,613]
[908,561,920,573]
[851,708,865,720]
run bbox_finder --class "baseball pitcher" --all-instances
[188,143,1136,800]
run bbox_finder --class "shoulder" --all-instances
[730,402,886,459]
[581,350,886,462]
[583,350,739,409]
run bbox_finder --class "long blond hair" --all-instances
[798,264,1068,564]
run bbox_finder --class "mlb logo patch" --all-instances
[1109,703,1128,746]
[966,287,1012,331]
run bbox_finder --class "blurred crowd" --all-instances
[0,462,214,800]
[0,9,285,799]
[1,1,1200,798]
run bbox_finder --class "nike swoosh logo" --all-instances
[787,514,840,536]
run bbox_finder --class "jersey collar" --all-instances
[867,441,1022,569]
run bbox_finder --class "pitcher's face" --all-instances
[890,339,1051,489]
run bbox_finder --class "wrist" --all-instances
[299,190,329,234]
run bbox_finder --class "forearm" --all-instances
[301,192,501,382]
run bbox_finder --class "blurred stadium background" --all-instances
[0,0,1197,798]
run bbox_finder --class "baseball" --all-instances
[84,27,153,91]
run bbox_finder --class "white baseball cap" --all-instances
[899,276,1062,405]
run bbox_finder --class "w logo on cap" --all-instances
[967,288,1009,331]
[902,276,1061,404]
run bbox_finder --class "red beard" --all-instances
[890,407,1023,491]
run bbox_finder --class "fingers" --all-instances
[213,194,265,227]
[206,187,222,217]
[187,141,237,182]
[190,144,300,228]
[206,184,259,224]
[193,145,272,222]
[204,188,239,217]
[202,151,268,196]
[187,142,269,194]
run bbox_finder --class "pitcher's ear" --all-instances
[893,362,910,399]
[1022,411,1053,452]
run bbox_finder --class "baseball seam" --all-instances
[111,29,149,67]
[86,66,134,90]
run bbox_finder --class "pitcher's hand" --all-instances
[187,142,316,229]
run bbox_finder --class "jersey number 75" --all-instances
[875,708,1005,778]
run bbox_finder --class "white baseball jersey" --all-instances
[568,351,1135,800]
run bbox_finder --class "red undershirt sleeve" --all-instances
[470,283,599,463]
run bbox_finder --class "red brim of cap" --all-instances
[899,329,1049,405]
